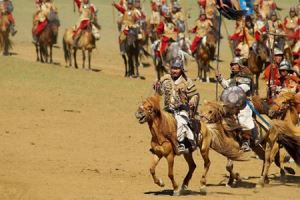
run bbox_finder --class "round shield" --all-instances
[220,86,247,109]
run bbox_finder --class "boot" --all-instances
[241,139,251,152]
[166,133,187,155]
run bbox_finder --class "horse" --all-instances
[73,23,100,69]
[122,27,141,78]
[195,31,217,83]
[247,40,269,95]
[34,11,60,63]
[135,95,198,195]
[0,14,11,56]
[199,100,299,189]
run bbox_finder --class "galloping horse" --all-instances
[34,11,60,63]
[195,30,217,82]
[0,14,11,56]
[247,41,269,94]
[135,95,198,195]
[199,100,300,189]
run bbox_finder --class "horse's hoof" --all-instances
[158,178,164,187]
[199,186,207,195]
[206,78,210,83]
[257,179,265,188]
[173,189,180,196]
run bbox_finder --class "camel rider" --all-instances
[276,60,300,94]
[154,56,199,155]
[0,0,17,36]
[284,7,299,34]
[33,0,57,44]
[157,11,179,58]
[73,0,99,47]
[264,48,284,101]
[171,2,185,41]
[267,11,284,49]
[113,0,140,55]
[189,8,213,56]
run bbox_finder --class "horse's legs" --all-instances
[40,45,44,63]
[35,44,40,62]
[82,50,86,69]
[259,128,278,187]
[3,34,9,56]
[74,49,78,69]
[226,159,241,187]
[204,63,210,83]
[196,60,201,81]
[150,154,164,187]
[166,153,179,194]
[69,46,72,67]
[50,45,53,64]
[200,146,210,194]
[128,54,134,77]
[256,74,260,95]
[122,54,128,77]
[45,46,49,63]
[181,153,196,191]
[135,53,140,77]
[88,49,92,70]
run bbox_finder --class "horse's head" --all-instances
[200,101,225,123]
[256,42,270,63]
[92,24,100,40]
[135,95,161,124]
[269,92,295,118]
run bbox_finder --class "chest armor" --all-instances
[286,16,298,30]
[163,22,177,40]
[122,10,135,26]
[196,20,209,37]
[81,6,92,20]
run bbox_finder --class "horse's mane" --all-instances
[252,95,269,114]
[146,95,176,132]
[274,92,295,104]
[201,101,225,123]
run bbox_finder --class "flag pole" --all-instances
[216,12,222,101]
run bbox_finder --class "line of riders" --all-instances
[1,0,300,155]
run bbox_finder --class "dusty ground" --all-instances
[0,0,300,199]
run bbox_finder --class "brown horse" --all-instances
[0,14,11,56]
[34,12,59,63]
[195,30,217,83]
[135,95,197,195]
[247,41,269,94]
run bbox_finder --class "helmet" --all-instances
[199,8,206,16]
[171,56,184,69]
[221,86,247,109]
[279,59,291,71]
[230,57,241,66]
[274,48,284,56]
[128,0,134,5]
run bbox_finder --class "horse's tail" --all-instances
[63,37,70,64]
[271,120,300,165]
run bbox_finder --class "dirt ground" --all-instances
[0,0,300,199]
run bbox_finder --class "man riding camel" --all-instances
[0,0,17,36]
[154,56,199,155]
[73,0,99,47]
[216,57,256,151]
[156,10,179,59]
[113,0,140,55]
[189,8,213,56]
[32,0,57,44]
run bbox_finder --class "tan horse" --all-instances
[135,95,198,195]
[0,14,11,56]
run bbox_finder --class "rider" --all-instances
[113,0,140,55]
[156,10,178,59]
[73,0,99,47]
[171,2,185,41]
[283,7,299,34]
[259,0,277,20]
[276,60,300,94]
[0,0,17,36]
[33,0,57,44]
[264,48,284,101]
[154,56,199,155]
[189,8,213,56]
[267,11,284,49]
[216,57,256,151]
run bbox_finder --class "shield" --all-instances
[220,86,246,109]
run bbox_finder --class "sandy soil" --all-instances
[0,0,300,199]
